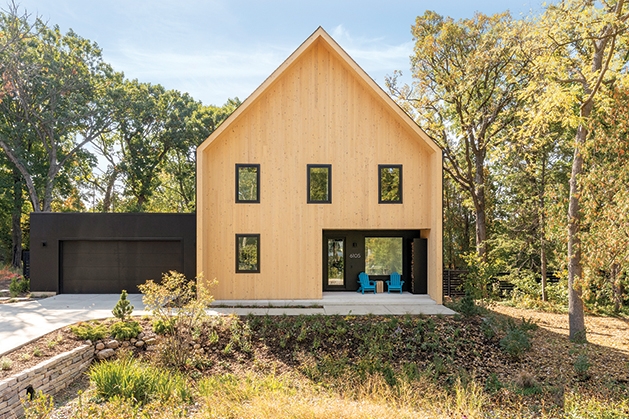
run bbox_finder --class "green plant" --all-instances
[33,347,42,357]
[46,333,63,349]
[112,289,134,321]
[110,320,142,340]
[70,321,109,341]
[453,291,481,317]
[0,357,12,370]
[152,317,176,335]
[500,327,531,360]
[573,353,591,381]
[512,371,543,395]
[21,389,54,419]
[89,353,192,404]
[138,271,215,368]
[461,252,502,301]
[484,373,502,393]
[9,275,29,297]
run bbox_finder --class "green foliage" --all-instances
[138,271,214,368]
[9,275,29,297]
[462,252,502,300]
[21,389,54,419]
[112,290,134,321]
[573,353,591,381]
[110,320,141,340]
[152,317,176,335]
[499,319,535,360]
[0,356,12,371]
[448,292,482,317]
[484,373,502,394]
[70,321,109,341]
[0,5,118,212]
[89,354,191,404]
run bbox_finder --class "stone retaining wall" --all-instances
[0,344,93,418]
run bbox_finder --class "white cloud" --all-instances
[102,24,414,105]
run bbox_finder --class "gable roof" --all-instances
[198,27,440,154]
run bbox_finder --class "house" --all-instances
[197,27,443,303]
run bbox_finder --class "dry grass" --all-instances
[11,305,628,419]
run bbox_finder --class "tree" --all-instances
[581,87,629,313]
[388,11,538,261]
[0,6,116,212]
[492,120,571,301]
[529,0,629,340]
[90,96,239,213]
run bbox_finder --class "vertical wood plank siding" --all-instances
[198,31,442,302]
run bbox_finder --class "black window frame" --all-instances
[307,164,332,204]
[235,164,260,203]
[378,164,403,204]
[235,233,260,273]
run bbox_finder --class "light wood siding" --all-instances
[198,31,443,302]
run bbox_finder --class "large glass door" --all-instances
[326,237,345,287]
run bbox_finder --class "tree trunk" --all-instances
[611,263,622,313]
[102,169,118,212]
[567,123,588,342]
[541,239,548,302]
[474,151,488,261]
[0,138,41,212]
[540,154,548,302]
[11,168,23,269]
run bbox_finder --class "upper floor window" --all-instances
[378,165,402,203]
[307,164,331,203]
[236,164,260,203]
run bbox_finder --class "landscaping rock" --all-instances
[135,340,144,348]
[106,340,119,349]
[95,342,105,351]
[96,349,115,360]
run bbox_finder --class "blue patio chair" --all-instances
[357,272,376,294]
[386,272,404,293]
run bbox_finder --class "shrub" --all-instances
[70,321,109,341]
[89,354,191,404]
[0,357,12,371]
[110,320,142,340]
[512,371,542,395]
[21,389,54,419]
[500,327,531,360]
[152,317,176,335]
[9,275,29,297]
[461,252,502,301]
[112,290,134,321]
[138,271,215,368]
[484,373,502,393]
[573,353,591,381]
[450,292,482,317]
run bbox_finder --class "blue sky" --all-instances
[13,1,546,106]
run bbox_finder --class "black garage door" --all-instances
[61,240,184,293]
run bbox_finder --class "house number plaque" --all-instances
[349,253,361,259]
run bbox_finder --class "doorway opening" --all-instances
[322,230,427,293]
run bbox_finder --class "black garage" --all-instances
[30,213,195,294]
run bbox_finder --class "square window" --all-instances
[365,237,403,275]
[378,165,402,203]
[236,234,260,273]
[307,164,331,203]
[236,164,260,203]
